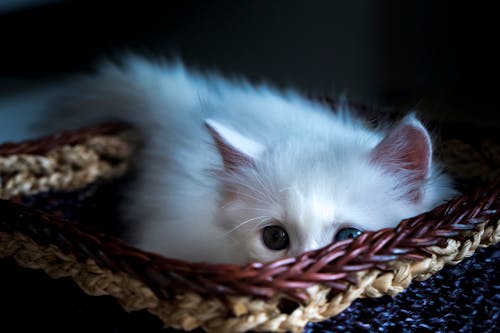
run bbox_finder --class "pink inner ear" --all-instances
[205,124,255,172]
[370,119,432,201]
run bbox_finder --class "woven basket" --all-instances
[0,118,499,333]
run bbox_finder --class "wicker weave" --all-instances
[0,123,498,332]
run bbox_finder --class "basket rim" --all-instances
[1,181,498,303]
[0,122,129,156]
[0,123,499,303]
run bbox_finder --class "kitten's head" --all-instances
[206,114,453,263]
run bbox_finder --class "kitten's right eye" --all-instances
[335,227,362,241]
[262,226,289,251]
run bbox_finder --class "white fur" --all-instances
[20,56,456,264]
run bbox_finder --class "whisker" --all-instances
[235,207,275,213]
[230,178,271,202]
[279,186,293,193]
[223,189,268,205]
[254,218,273,231]
[223,215,270,236]
[251,169,280,206]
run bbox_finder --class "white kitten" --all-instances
[25,56,456,264]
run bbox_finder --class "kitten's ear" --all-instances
[205,119,264,171]
[370,113,432,202]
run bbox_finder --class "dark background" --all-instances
[0,0,499,127]
[0,1,499,332]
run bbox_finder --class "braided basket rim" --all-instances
[0,123,498,304]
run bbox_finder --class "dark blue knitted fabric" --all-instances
[305,245,499,333]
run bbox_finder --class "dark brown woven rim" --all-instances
[0,122,129,156]
[0,124,499,304]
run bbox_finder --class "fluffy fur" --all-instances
[23,56,456,264]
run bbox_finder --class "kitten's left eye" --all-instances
[262,226,289,251]
[335,227,363,241]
